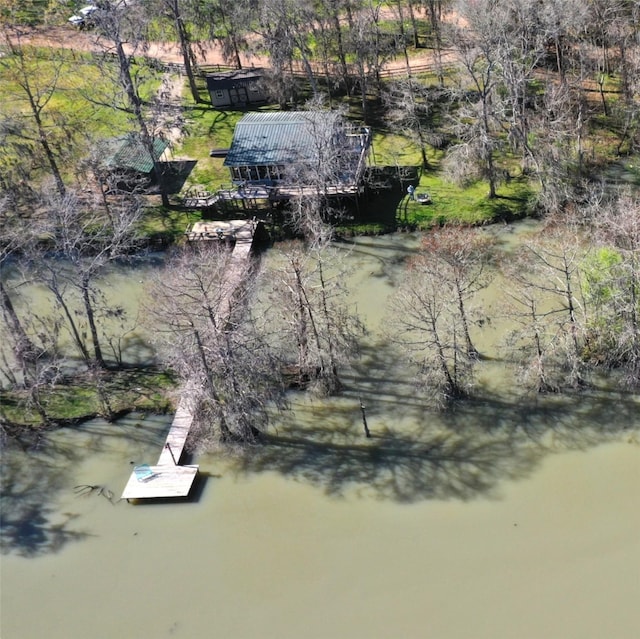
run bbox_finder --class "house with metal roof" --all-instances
[223,111,371,193]
[206,69,267,108]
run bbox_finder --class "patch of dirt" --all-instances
[11,24,267,67]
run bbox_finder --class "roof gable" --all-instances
[99,134,169,173]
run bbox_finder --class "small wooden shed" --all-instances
[206,69,267,108]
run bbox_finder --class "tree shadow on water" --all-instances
[235,382,640,503]
[236,399,540,503]
[1,441,94,557]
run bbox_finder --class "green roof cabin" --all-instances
[223,111,371,194]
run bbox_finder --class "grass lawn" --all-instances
[365,129,536,229]
[175,88,245,191]
[0,47,162,185]
[405,175,537,228]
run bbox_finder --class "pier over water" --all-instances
[121,220,258,501]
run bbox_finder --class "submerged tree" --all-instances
[148,242,286,447]
[586,192,640,387]
[388,248,480,407]
[501,222,589,391]
[420,226,495,358]
[25,188,143,370]
[266,239,363,395]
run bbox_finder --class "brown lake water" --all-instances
[2,228,639,639]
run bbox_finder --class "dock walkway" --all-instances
[121,389,199,500]
[122,221,258,501]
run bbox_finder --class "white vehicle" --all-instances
[68,5,98,28]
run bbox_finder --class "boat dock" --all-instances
[122,219,259,501]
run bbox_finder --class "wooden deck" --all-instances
[182,180,363,212]
[121,464,199,499]
[121,389,199,501]
[157,392,195,466]
[185,218,257,242]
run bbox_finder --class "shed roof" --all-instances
[224,111,341,167]
[99,134,169,173]
[206,69,264,91]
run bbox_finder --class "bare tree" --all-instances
[147,0,203,103]
[208,0,251,70]
[384,79,439,169]
[489,0,549,174]
[501,222,590,391]
[388,246,480,407]
[88,0,172,206]
[527,79,589,214]
[0,198,38,380]
[283,106,370,233]
[420,226,494,357]
[253,0,321,102]
[587,191,640,387]
[148,242,286,447]
[0,198,67,425]
[446,2,503,198]
[347,1,398,122]
[0,27,72,197]
[25,189,143,370]
[424,0,450,87]
[539,0,587,83]
[266,239,363,395]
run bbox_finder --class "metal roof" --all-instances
[224,111,341,167]
[206,69,264,91]
[100,134,169,173]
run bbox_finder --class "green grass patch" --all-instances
[364,129,536,228]
[138,205,201,241]
[175,98,246,191]
[0,47,163,185]
[405,175,536,228]
[0,368,177,427]
[370,131,423,166]
[1,0,48,25]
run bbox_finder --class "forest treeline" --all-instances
[1,0,639,448]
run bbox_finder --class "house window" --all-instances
[249,84,259,92]
[215,90,224,98]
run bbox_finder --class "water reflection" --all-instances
[234,383,638,505]
[0,441,91,556]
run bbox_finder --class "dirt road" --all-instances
[14,23,449,74]
[13,24,269,67]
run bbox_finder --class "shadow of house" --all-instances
[223,111,371,195]
[97,134,169,192]
[206,69,268,109]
